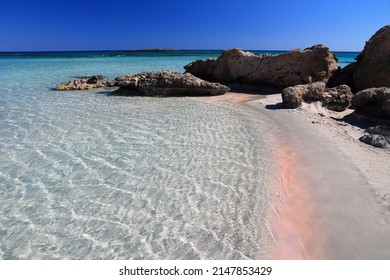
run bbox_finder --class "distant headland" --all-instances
[124,48,176,52]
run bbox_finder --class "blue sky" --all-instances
[0,0,389,51]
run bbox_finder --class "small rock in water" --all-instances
[55,75,106,90]
[110,70,230,96]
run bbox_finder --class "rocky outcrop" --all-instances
[55,75,106,90]
[346,25,390,91]
[184,45,338,89]
[110,70,230,96]
[281,82,353,111]
[351,87,390,119]
[326,66,355,90]
[359,126,390,149]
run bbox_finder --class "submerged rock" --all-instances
[55,75,106,90]
[281,82,353,111]
[184,45,338,89]
[359,126,390,149]
[110,70,230,96]
[351,87,390,120]
[346,25,390,91]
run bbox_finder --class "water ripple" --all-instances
[1,59,278,259]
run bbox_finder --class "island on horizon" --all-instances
[123,48,176,52]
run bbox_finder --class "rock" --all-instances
[282,82,326,108]
[55,75,106,90]
[351,87,390,119]
[86,75,106,85]
[348,25,390,90]
[282,82,353,111]
[360,134,390,149]
[110,70,230,96]
[359,126,390,149]
[325,85,354,112]
[184,45,338,89]
[366,126,390,136]
[326,66,355,90]
[107,74,136,87]
[281,86,305,109]
[342,62,357,78]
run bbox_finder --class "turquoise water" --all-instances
[336,51,359,68]
[0,51,281,260]
[0,49,358,66]
[0,50,357,260]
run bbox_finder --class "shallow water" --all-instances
[0,54,282,259]
[0,49,359,259]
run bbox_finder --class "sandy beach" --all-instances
[193,92,390,259]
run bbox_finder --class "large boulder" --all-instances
[351,87,390,119]
[326,66,355,90]
[347,25,390,91]
[55,75,106,90]
[282,82,353,111]
[184,45,338,89]
[282,82,326,109]
[325,85,354,112]
[359,126,390,149]
[110,70,230,96]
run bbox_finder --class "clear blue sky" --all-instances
[1,0,389,52]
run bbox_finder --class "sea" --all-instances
[0,50,358,259]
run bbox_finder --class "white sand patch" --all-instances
[249,92,390,259]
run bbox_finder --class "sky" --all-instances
[0,0,389,52]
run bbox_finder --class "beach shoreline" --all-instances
[251,93,390,259]
[193,92,390,259]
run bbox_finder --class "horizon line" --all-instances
[0,48,361,53]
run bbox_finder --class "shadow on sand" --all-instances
[331,112,390,130]
[265,102,285,110]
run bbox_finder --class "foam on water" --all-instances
[0,55,280,259]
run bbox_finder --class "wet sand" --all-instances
[194,92,390,259]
